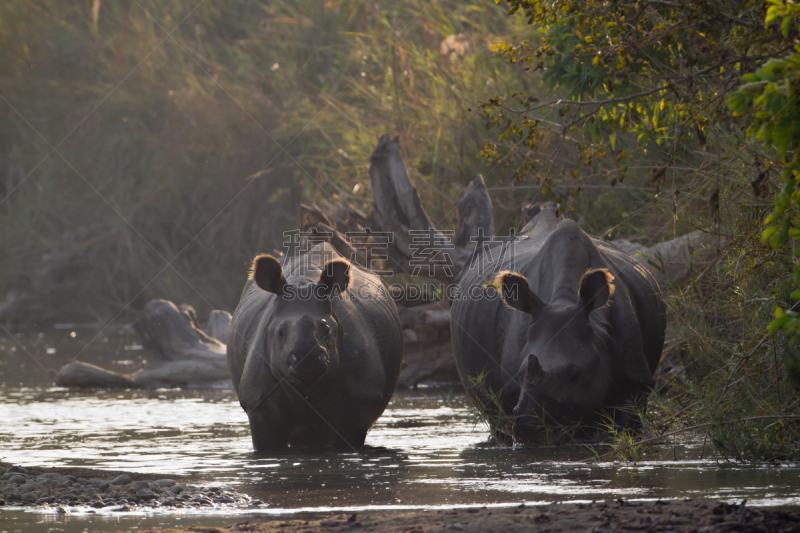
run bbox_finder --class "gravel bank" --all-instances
[124,500,800,532]
[0,463,258,512]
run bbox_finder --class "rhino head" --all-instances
[252,254,350,386]
[496,268,615,437]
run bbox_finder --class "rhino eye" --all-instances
[276,325,286,342]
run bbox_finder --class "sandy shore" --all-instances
[109,500,800,532]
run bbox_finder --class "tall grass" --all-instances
[0,0,526,321]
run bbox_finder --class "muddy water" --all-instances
[1,329,800,532]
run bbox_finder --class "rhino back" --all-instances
[595,241,666,377]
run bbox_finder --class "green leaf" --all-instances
[769,315,789,333]
[782,15,793,38]
[780,216,792,245]
[762,226,779,243]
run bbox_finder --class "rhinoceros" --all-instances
[450,209,665,441]
[227,242,403,450]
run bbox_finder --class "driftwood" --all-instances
[204,310,231,343]
[455,175,494,248]
[612,230,722,284]
[397,301,457,387]
[300,135,494,285]
[55,300,231,389]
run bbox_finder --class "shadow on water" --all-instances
[2,328,800,532]
[241,446,411,508]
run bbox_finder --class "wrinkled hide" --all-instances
[450,210,665,441]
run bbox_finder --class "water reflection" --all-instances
[1,386,800,514]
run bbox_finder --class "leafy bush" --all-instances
[728,0,800,340]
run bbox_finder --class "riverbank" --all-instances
[112,500,800,532]
[0,463,255,511]
[3,461,800,531]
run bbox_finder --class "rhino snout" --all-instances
[286,351,328,380]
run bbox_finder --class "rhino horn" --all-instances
[524,354,546,387]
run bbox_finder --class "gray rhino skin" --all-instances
[227,242,403,450]
[450,209,665,440]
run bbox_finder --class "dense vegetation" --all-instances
[0,0,523,321]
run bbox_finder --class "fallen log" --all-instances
[55,300,231,389]
[612,230,722,284]
[397,301,457,387]
[204,310,232,344]
[300,135,494,285]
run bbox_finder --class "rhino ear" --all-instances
[578,268,615,314]
[318,259,351,298]
[251,254,287,296]
[495,271,545,319]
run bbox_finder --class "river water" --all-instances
[2,385,800,532]
[1,325,800,532]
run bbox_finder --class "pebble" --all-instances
[0,465,253,511]
[110,474,131,486]
[137,489,158,501]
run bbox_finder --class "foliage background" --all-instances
[0,0,526,323]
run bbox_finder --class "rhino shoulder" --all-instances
[227,283,277,397]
